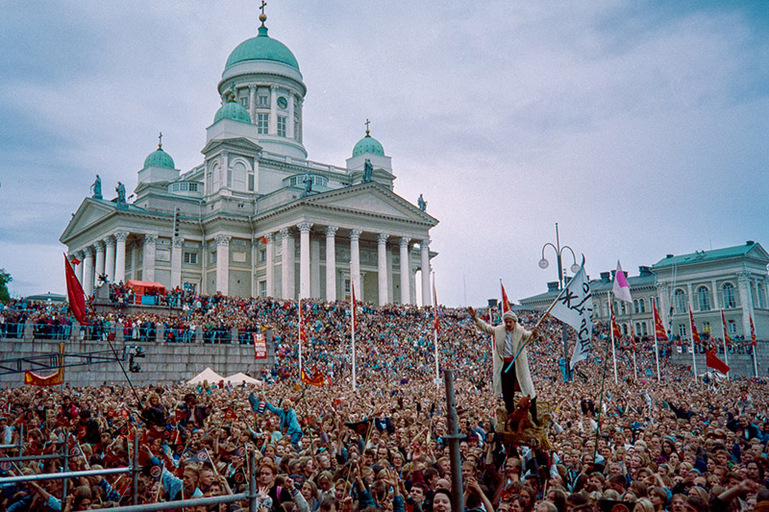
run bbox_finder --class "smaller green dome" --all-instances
[144,145,175,170]
[214,95,252,124]
[352,134,385,157]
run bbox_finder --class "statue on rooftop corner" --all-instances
[301,173,313,197]
[116,182,127,206]
[418,193,427,212]
[91,174,103,200]
[363,159,373,183]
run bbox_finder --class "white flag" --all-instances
[550,261,593,368]
[612,260,633,303]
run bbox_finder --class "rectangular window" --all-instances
[678,324,687,337]
[189,183,198,192]
[727,320,736,334]
[703,322,710,334]
[184,252,198,264]
[248,174,254,192]
[240,96,249,108]
[259,281,266,298]
[257,113,269,134]
[277,116,287,137]
[258,96,268,106]
[258,249,266,263]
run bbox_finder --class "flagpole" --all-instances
[653,331,661,382]
[298,299,303,381]
[721,309,729,378]
[689,306,697,381]
[433,273,440,391]
[609,292,618,384]
[351,283,357,393]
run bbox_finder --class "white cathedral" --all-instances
[60,11,438,305]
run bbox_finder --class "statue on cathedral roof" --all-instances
[418,193,427,212]
[91,174,103,200]
[116,182,127,207]
[363,159,373,183]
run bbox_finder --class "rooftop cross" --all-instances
[259,1,268,25]
[158,132,163,149]
[365,118,371,136]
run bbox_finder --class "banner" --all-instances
[24,369,63,387]
[253,332,267,360]
[550,260,593,368]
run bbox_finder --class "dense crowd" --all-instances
[0,294,767,512]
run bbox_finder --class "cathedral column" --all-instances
[410,264,418,305]
[265,233,275,297]
[142,234,157,282]
[249,85,257,124]
[298,222,313,299]
[350,229,362,299]
[325,226,338,301]
[310,235,320,297]
[171,238,183,289]
[114,231,128,284]
[377,234,389,305]
[83,247,94,297]
[400,237,411,305]
[281,228,295,299]
[215,235,231,295]
[421,239,431,306]
[269,85,278,135]
[74,251,84,284]
[738,272,753,337]
[104,237,115,284]
[94,241,105,284]
[287,94,295,139]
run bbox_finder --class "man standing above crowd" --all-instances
[468,307,539,423]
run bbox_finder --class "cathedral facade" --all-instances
[60,13,438,305]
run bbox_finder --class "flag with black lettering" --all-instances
[550,259,593,368]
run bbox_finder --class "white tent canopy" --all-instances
[186,367,225,385]
[224,372,262,385]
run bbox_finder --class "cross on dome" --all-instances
[158,132,163,149]
[259,0,268,25]
[365,118,371,136]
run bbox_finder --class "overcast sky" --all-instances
[1,1,768,306]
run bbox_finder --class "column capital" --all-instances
[83,246,94,257]
[280,227,292,240]
[350,229,363,242]
[215,234,232,246]
[113,230,129,243]
[144,233,158,246]
[263,233,274,243]
[297,222,313,233]
[270,84,278,91]
[249,84,257,92]
[325,225,339,237]
[103,236,115,248]
[737,271,750,284]
[93,240,104,251]
[421,238,430,249]
[377,233,390,244]
[173,238,184,248]
[400,236,411,247]
[74,250,84,259]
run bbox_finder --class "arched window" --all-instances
[639,299,646,313]
[674,289,687,314]
[633,300,639,314]
[642,322,648,336]
[722,283,735,308]
[697,286,711,311]
[622,324,628,335]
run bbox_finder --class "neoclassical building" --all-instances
[519,241,769,340]
[60,11,438,305]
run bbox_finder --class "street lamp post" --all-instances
[538,223,580,382]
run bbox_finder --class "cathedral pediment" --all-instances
[302,183,437,226]
[60,198,121,245]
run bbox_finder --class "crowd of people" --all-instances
[0,293,767,512]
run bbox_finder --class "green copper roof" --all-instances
[225,26,300,71]
[144,147,175,169]
[653,242,759,268]
[214,96,252,124]
[352,134,385,157]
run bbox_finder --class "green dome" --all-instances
[144,147,175,169]
[352,134,385,157]
[225,26,300,71]
[214,96,252,124]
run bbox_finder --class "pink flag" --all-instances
[612,260,632,303]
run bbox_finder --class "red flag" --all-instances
[750,314,757,347]
[500,281,511,313]
[224,407,237,420]
[301,367,325,386]
[705,349,730,374]
[70,257,82,265]
[260,236,269,244]
[689,306,701,344]
[720,310,731,347]
[64,253,88,325]
[652,301,668,342]
[610,302,622,341]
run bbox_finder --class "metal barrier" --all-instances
[1,439,259,511]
